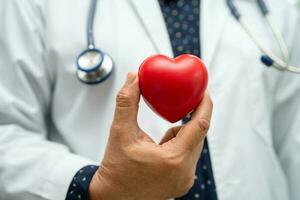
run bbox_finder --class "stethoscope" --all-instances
[76,0,300,85]
[227,0,300,73]
[76,0,114,84]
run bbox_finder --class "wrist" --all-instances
[89,171,103,200]
[89,170,115,200]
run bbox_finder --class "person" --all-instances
[0,0,299,200]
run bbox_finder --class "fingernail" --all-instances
[126,72,137,84]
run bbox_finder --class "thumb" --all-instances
[112,72,140,126]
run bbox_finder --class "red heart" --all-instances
[138,54,208,123]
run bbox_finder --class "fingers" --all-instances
[112,73,140,127]
[159,126,182,145]
[175,93,213,150]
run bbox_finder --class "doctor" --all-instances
[0,0,300,200]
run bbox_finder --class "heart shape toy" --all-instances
[138,54,208,123]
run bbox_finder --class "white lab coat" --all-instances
[0,0,299,199]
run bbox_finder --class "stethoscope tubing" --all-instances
[87,0,97,49]
[227,0,300,73]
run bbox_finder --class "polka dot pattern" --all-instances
[159,0,201,57]
[177,141,218,200]
[66,165,98,200]
[158,1,218,200]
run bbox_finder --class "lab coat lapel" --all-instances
[201,0,230,67]
[128,0,173,56]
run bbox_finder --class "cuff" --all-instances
[42,154,97,200]
[66,165,99,200]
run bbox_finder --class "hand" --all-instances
[89,73,213,200]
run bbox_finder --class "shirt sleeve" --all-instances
[0,1,97,200]
[272,3,300,200]
[66,165,99,200]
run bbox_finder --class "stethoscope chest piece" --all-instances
[76,0,115,84]
[76,48,114,84]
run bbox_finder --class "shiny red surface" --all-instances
[138,54,208,123]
